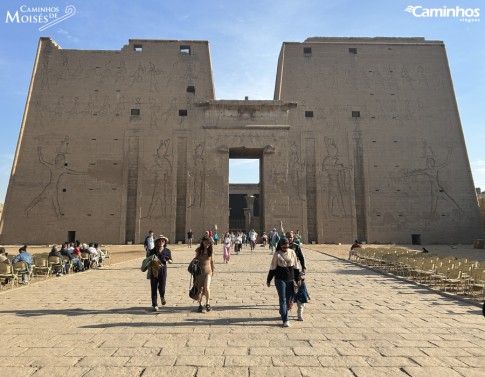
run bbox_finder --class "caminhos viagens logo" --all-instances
[405,5,480,22]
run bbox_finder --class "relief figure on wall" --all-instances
[187,143,205,208]
[148,61,161,92]
[322,137,351,217]
[145,139,173,218]
[402,141,463,219]
[25,143,86,218]
[289,142,305,200]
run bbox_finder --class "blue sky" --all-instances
[0,0,483,200]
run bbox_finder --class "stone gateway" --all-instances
[0,37,482,244]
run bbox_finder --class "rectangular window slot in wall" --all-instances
[64,163,68,167]
[180,45,191,54]
[186,86,195,93]
[131,109,140,116]
[352,111,361,118]
[305,111,314,118]
[179,109,188,116]
[62,189,66,192]
[349,48,357,54]
[303,47,312,55]
[134,44,142,52]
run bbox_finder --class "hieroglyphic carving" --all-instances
[40,59,50,89]
[187,143,205,208]
[66,96,81,120]
[97,95,111,119]
[130,62,145,86]
[25,141,86,218]
[321,137,351,217]
[33,98,45,126]
[112,95,126,120]
[145,139,173,218]
[148,62,161,92]
[114,60,127,83]
[400,65,415,90]
[416,65,429,89]
[149,97,160,129]
[402,140,463,219]
[289,142,305,200]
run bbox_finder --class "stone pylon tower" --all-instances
[1,37,482,245]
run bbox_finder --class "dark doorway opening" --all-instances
[67,231,76,243]
[412,234,422,245]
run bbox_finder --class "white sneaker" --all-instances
[152,306,159,312]
[283,321,290,327]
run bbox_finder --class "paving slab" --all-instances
[1,244,484,376]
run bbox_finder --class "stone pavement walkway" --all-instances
[1,245,484,377]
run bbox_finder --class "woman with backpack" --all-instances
[194,235,215,312]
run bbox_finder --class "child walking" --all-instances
[294,272,310,321]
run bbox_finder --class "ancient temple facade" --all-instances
[0,37,482,244]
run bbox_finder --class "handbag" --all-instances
[189,284,198,300]
[141,256,151,272]
[187,258,200,275]
[150,256,163,277]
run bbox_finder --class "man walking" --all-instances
[144,230,155,257]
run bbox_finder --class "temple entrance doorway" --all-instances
[228,148,262,234]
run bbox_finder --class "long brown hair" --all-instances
[196,235,213,257]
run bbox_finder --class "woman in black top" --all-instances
[266,238,298,327]
[148,235,173,311]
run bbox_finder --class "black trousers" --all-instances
[150,267,167,307]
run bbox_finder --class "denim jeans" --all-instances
[72,258,84,272]
[274,279,294,323]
